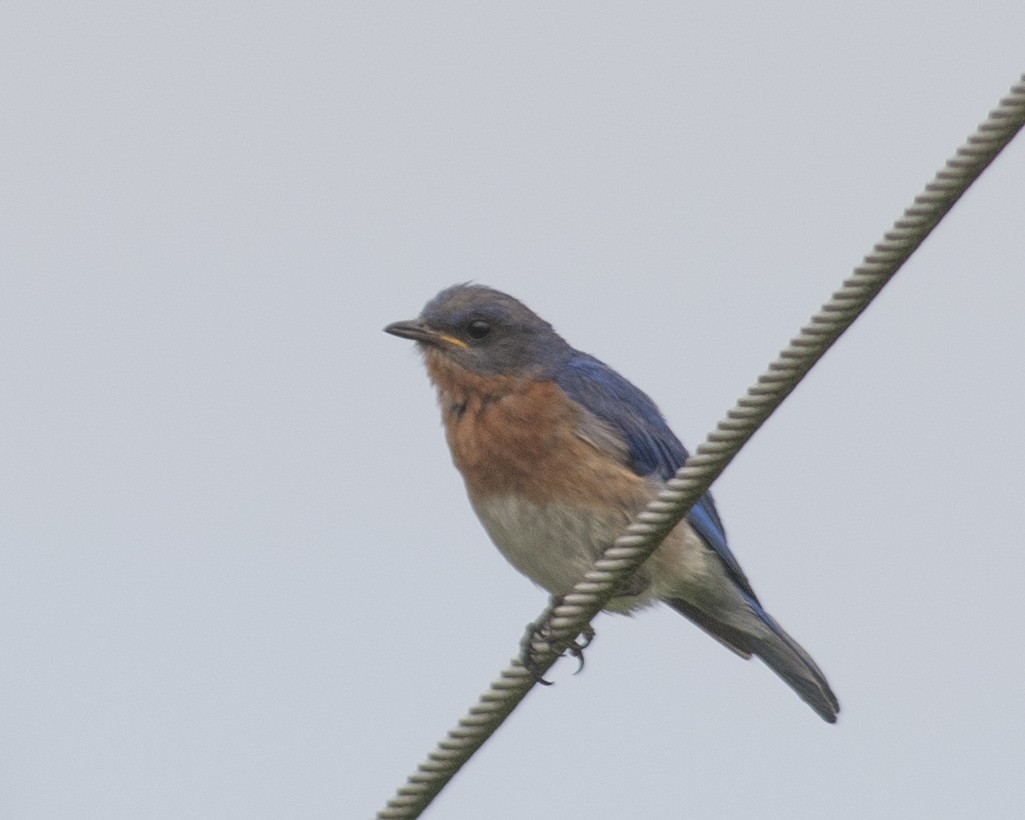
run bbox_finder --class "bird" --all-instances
[384,283,839,723]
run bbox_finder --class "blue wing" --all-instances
[554,353,756,600]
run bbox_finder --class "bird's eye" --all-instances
[466,319,491,340]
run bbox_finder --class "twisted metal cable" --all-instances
[375,74,1025,820]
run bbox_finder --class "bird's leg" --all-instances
[519,611,556,685]
[519,596,597,683]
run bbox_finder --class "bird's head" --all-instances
[384,284,572,378]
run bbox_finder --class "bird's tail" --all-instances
[667,596,840,723]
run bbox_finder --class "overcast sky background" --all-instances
[3,4,1025,819]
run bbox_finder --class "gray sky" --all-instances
[3,4,1025,818]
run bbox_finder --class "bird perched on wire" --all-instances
[385,284,839,723]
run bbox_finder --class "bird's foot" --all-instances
[519,599,596,684]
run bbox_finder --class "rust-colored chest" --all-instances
[423,350,638,505]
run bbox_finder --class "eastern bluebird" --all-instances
[385,284,839,723]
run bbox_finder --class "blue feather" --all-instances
[554,353,755,600]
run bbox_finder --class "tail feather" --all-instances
[668,597,839,723]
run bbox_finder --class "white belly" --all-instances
[471,493,675,613]
[469,492,738,616]
[469,495,618,593]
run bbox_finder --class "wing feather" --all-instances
[554,353,756,600]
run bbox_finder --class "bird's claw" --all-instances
[519,611,596,683]
[566,625,596,675]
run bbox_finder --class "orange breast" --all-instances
[424,350,644,507]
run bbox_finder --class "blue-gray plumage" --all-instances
[385,284,839,722]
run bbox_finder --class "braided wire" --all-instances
[375,74,1025,819]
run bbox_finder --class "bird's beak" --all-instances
[383,320,468,349]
